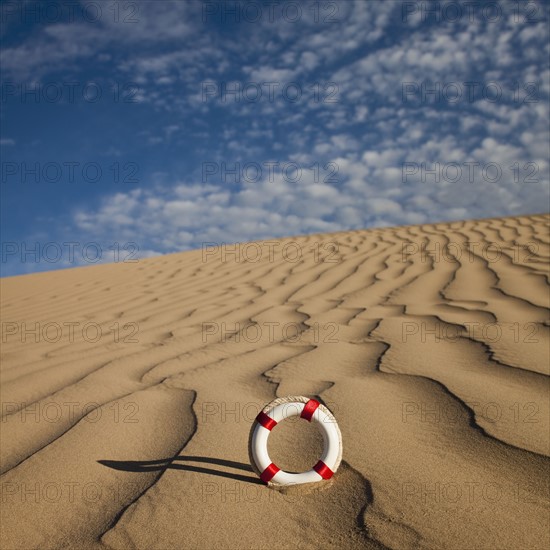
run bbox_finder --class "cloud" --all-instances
[246,66,297,83]
[0,1,197,78]
[2,0,549,276]
[68,132,548,257]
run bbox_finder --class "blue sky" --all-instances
[1,0,549,276]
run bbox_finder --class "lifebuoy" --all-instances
[249,396,342,486]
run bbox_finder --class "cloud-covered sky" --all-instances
[1,0,549,275]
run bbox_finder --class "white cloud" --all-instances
[246,66,296,83]
[3,0,549,275]
[0,1,197,78]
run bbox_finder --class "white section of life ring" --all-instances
[249,396,342,486]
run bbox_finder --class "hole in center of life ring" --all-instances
[267,414,324,473]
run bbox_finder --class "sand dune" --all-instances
[1,213,549,549]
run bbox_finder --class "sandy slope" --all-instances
[1,213,549,550]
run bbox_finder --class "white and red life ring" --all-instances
[249,396,342,486]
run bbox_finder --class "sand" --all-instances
[1,213,549,550]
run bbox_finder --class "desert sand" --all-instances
[1,213,549,549]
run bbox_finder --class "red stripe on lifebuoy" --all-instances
[313,460,334,479]
[300,399,320,421]
[260,462,280,483]
[256,411,277,431]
